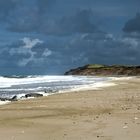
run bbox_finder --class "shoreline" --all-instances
[0,76,133,106]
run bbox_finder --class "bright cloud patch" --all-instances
[22,37,43,49]
[9,37,52,67]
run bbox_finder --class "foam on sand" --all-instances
[0,100,10,105]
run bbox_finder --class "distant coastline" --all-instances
[65,64,140,76]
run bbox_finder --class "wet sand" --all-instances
[0,77,140,140]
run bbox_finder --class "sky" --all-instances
[0,0,140,75]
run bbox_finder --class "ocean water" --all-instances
[0,75,112,100]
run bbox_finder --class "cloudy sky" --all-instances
[0,0,140,75]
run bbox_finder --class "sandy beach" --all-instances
[0,77,140,140]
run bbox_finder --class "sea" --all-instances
[0,75,115,103]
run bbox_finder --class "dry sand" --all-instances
[0,77,140,140]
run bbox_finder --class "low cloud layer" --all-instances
[0,32,140,75]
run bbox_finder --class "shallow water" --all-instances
[0,75,111,99]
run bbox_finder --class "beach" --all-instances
[0,77,140,140]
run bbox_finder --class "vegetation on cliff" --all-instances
[65,64,140,76]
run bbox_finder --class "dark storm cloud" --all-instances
[0,0,139,35]
[0,0,101,36]
[0,0,56,32]
[0,0,140,74]
[7,8,99,35]
[123,13,140,33]
[43,9,99,35]
[37,33,140,71]
[37,0,56,12]
[65,34,140,65]
[0,0,16,13]
[1,32,140,74]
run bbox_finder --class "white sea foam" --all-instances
[0,101,10,105]
[0,76,79,88]
[0,87,46,91]
[0,75,132,105]
[109,76,133,81]
[0,75,101,88]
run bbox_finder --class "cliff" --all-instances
[65,64,140,76]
